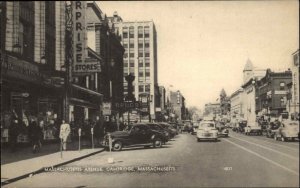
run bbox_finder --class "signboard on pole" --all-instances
[114,101,142,110]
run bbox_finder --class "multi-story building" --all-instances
[109,12,158,121]
[1,2,67,142]
[155,86,166,121]
[287,49,299,120]
[86,2,124,125]
[169,90,186,121]
[255,69,292,119]
[230,88,244,120]
[204,103,221,117]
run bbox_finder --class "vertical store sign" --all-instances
[72,1,87,70]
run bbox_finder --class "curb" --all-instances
[1,148,105,186]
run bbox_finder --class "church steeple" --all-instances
[243,58,254,83]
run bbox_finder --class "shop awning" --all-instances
[71,84,103,97]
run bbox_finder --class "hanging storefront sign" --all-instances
[72,1,101,73]
[103,102,112,115]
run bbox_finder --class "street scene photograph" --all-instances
[0,0,299,187]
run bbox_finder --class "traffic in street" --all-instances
[5,123,299,188]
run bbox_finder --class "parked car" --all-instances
[157,123,177,138]
[101,123,166,151]
[196,121,218,142]
[216,121,229,137]
[182,121,193,133]
[169,122,179,135]
[274,120,299,142]
[244,123,262,135]
[192,122,199,135]
[266,120,281,138]
[147,123,170,142]
[237,120,247,133]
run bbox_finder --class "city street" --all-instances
[5,131,299,188]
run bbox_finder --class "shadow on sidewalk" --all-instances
[1,138,102,165]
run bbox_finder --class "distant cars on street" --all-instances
[244,123,262,135]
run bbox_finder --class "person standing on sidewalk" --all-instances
[28,117,43,153]
[9,118,20,152]
[59,120,70,151]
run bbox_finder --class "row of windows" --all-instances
[139,85,151,92]
[123,43,150,48]
[124,62,150,68]
[122,26,150,39]
[124,53,150,58]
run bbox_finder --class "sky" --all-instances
[97,0,299,110]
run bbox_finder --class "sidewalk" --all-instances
[1,139,105,185]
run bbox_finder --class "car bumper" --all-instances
[197,133,217,139]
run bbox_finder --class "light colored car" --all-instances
[274,120,299,142]
[196,121,218,142]
[244,123,262,135]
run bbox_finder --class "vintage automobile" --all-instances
[237,119,247,133]
[101,124,166,151]
[158,123,177,137]
[192,122,199,135]
[266,120,281,138]
[274,120,299,142]
[216,122,229,137]
[182,120,193,133]
[147,123,170,142]
[244,123,262,135]
[196,121,218,142]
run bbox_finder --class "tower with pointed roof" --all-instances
[243,58,254,84]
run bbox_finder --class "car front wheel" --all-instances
[153,139,162,148]
[113,141,123,151]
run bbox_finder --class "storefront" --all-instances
[1,54,64,144]
[67,84,103,138]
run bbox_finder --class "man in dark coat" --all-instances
[28,118,43,153]
[9,118,19,152]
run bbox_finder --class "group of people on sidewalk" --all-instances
[7,114,123,153]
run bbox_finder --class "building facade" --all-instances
[1,1,66,142]
[241,59,266,123]
[110,12,158,121]
[230,88,244,120]
[86,2,124,127]
[255,69,292,119]
[204,103,221,117]
[287,49,299,119]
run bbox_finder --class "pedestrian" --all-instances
[9,118,19,152]
[28,117,43,153]
[59,120,71,151]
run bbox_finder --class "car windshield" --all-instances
[199,123,215,129]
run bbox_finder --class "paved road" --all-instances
[5,130,299,187]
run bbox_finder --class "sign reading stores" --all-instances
[72,1,100,73]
